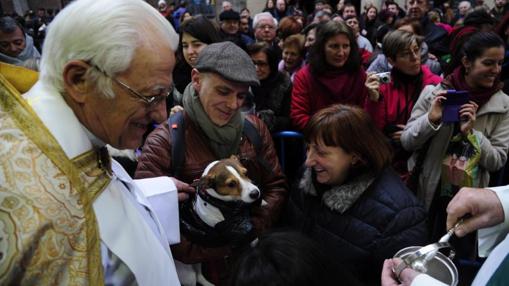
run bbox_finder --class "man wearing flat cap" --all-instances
[136,41,288,284]
[219,10,254,50]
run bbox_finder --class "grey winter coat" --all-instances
[401,84,509,209]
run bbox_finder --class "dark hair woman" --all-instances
[173,15,222,94]
[263,0,275,12]
[290,21,369,130]
[246,42,292,132]
[360,4,379,47]
[285,104,427,285]
[401,32,509,259]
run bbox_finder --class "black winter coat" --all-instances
[285,167,428,285]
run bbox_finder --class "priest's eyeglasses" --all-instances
[91,64,171,109]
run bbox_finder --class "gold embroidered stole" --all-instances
[0,72,110,285]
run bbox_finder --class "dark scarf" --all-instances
[442,66,502,108]
[251,72,280,110]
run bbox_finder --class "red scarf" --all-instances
[313,67,368,107]
[442,66,502,108]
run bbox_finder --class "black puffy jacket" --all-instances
[284,167,428,285]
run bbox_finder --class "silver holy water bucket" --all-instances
[394,245,459,286]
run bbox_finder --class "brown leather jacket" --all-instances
[135,112,288,264]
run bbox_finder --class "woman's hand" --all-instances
[459,101,478,135]
[381,258,420,286]
[365,72,381,102]
[170,104,184,116]
[390,124,406,143]
[428,91,447,126]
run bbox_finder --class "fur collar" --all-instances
[299,168,376,213]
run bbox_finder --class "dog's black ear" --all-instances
[202,174,216,189]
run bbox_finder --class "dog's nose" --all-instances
[249,189,260,200]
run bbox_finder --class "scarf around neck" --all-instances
[182,83,244,159]
[299,168,376,213]
[442,66,502,108]
[391,67,423,103]
[0,34,40,66]
[311,65,368,106]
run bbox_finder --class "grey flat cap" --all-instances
[195,42,259,86]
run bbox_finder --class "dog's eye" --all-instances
[227,181,237,188]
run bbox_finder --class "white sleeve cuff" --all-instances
[478,186,509,257]
[135,177,181,245]
[411,274,448,286]
[426,116,442,131]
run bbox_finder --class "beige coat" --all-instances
[401,84,509,209]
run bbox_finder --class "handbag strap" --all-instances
[408,137,432,191]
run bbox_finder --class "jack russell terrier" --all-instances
[176,156,261,286]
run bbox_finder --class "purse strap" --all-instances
[407,137,432,192]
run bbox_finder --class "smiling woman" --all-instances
[290,21,369,131]
[285,104,428,285]
[400,32,509,262]
[279,34,305,81]
[173,15,221,94]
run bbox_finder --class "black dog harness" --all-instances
[179,180,256,248]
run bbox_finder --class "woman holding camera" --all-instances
[365,30,441,177]
[285,104,427,285]
[290,20,369,131]
[401,32,509,251]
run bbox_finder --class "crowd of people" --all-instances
[1,0,509,285]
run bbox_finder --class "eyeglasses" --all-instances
[252,60,269,67]
[91,64,172,109]
[258,24,276,30]
[398,47,420,59]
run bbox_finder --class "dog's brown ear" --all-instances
[202,174,216,189]
[229,155,240,162]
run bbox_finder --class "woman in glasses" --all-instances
[365,30,441,178]
[245,42,292,132]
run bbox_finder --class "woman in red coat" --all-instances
[290,21,369,131]
[365,30,442,177]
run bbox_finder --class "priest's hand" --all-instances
[170,177,195,202]
[446,187,504,237]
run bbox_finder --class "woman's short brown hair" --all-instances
[382,30,423,61]
[282,34,305,56]
[304,104,392,174]
[278,16,303,40]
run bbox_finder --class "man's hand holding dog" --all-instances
[171,177,195,202]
